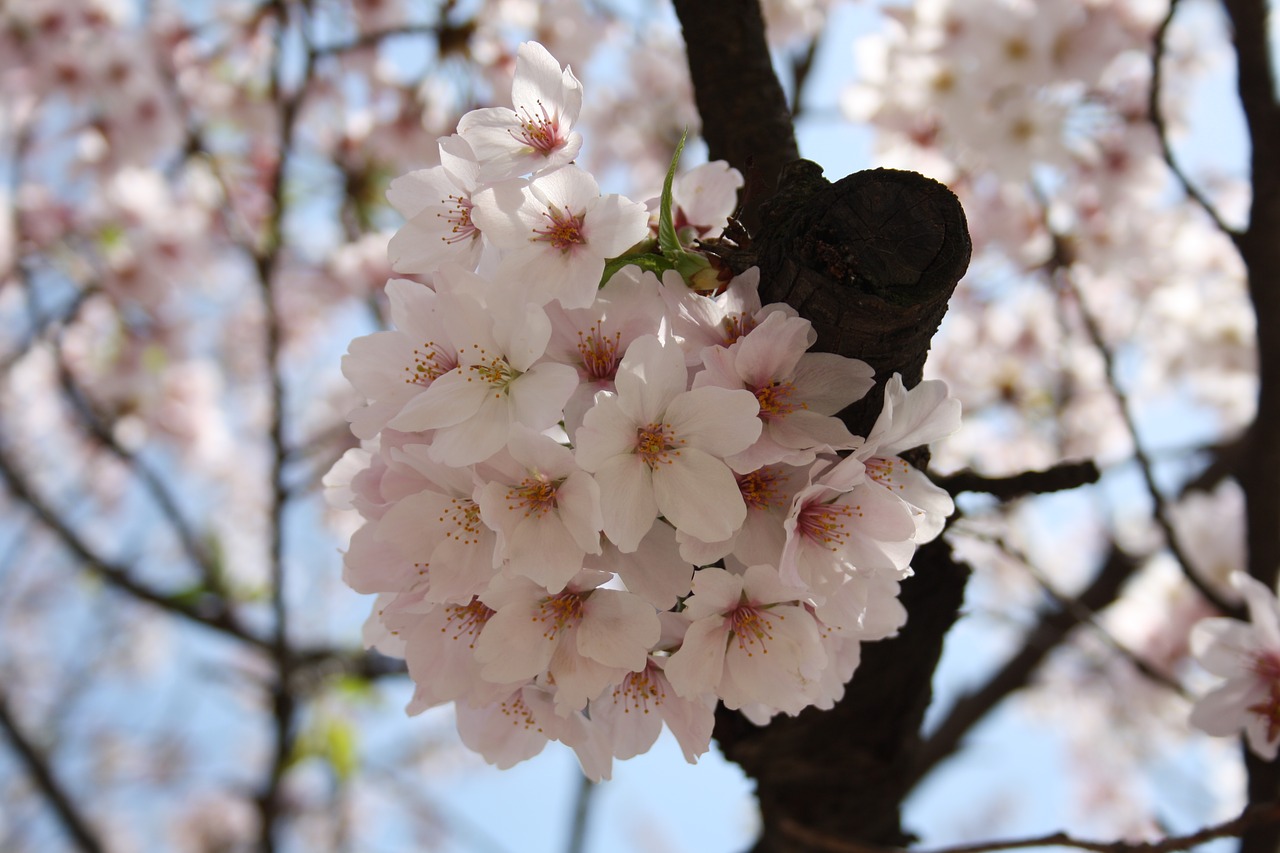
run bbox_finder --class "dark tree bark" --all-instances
[672,5,974,849]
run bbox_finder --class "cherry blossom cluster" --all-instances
[330,41,960,780]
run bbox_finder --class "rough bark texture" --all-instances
[1222,1,1280,850]
[672,0,800,234]
[671,2,975,849]
[714,161,973,852]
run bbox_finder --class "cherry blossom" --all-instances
[574,334,762,551]
[1190,573,1280,760]
[471,164,650,309]
[664,564,827,714]
[457,40,584,181]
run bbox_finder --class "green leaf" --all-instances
[600,253,676,286]
[656,129,688,258]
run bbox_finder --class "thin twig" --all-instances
[910,541,1143,786]
[0,442,268,648]
[565,773,596,853]
[1148,0,1240,241]
[0,690,106,853]
[1057,267,1237,617]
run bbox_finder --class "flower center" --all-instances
[753,381,803,420]
[513,98,565,154]
[404,340,457,386]
[532,205,587,252]
[508,475,559,517]
[720,311,755,346]
[439,498,484,546]
[737,467,785,510]
[866,455,910,491]
[438,193,478,245]
[577,325,622,382]
[635,422,682,468]
[537,591,585,638]
[729,604,777,657]
[442,597,496,648]
[797,501,858,551]
[614,663,663,714]
[465,345,520,396]
[498,693,542,733]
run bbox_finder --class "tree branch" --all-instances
[1149,0,1240,240]
[671,0,799,233]
[778,800,1280,853]
[908,543,1142,788]
[0,690,106,853]
[935,460,1101,501]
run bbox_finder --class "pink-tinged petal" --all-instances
[742,563,809,606]
[665,386,761,455]
[601,526,692,610]
[1189,679,1262,736]
[469,178,536,248]
[511,41,582,125]
[870,376,962,457]
[426,394,512,466]
[685,566,746,616]
[528,164,599,212]
[474,602,559,683]
[575,394,638,472]
[1190,618,1257,676]
[615,335,687,424]
[650,669,717,762]
[594,453,658,553]
[677,528,735,567]
[547,642,622,714]
[509,362,579,429]
[664,617,729,699]
[767,409,859,451]
[582,193,651,257]
[343,523,418,594]
[388,369,487,432]
[577,589,661,670]
[1235,572,1280,648]
[454,689,549,769]
[555,470,604,556]
[592,668,667,759]
[790,353,876,414]
[732,311,812,385]
[506,514,587,592]
[653,448,747,544]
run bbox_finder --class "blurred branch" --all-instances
[565,773,596,853]
[0,443,268,648]
[1048,238,1237,617]
[0,690,106,853]
[779,800,1280,853]
[255,2,316,846]
[50,337,227,597]
[788,36,820,120]
[908,542,1141,788]
[1148,0,1240,241]
[935,460,1100,500]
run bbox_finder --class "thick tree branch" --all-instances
[701,139,971,853]
[1219,1,1280,848]
[778,800,1280,853]
[672,0,799,233]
